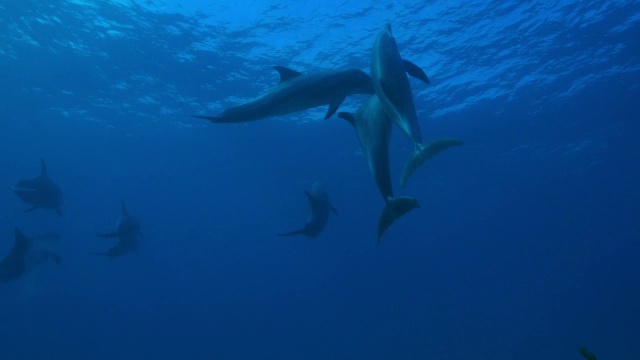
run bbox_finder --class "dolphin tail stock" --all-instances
[96,232,119,239]
[400,138,464,188]
[377,196,421,242]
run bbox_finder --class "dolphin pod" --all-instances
[197,23,462,241]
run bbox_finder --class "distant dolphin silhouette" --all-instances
[95,201,141,258]
[279,182,338,238]
[193,66,374,123]
[339,95,420,241]
[372,24,463,187]
[12,158,64,215]
[0,228,61,284]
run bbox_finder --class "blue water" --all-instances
[1,0,639,359]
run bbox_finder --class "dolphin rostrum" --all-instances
[12,158,64,215]
[372,24,463,187]
[339,95,420,241]
[95,201,141,258]
[193,66,374,123]
[279,182,338,238]
[0,228,61,284]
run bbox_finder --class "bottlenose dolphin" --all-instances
[372,24,463,187]
[338,95,420,241]
[193,66,374,123]
[279,182,338,238]
[0,228,61,284]
[12,158,64,215]
[95,201,141,258]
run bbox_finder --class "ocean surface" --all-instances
[1,1,639,359]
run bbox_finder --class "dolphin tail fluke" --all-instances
[192,115,226,123]
[377,196,421,242]
[400,138,463,188]
[96,232,119,239]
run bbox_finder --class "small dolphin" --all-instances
[95,201,141,258]
[0,228,61,284]
[12,158,64,215]
[279,182,338,238]
[193,66,374,123]
[372,24,462,187]
[339,95,420,241]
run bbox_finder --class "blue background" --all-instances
[1,1,639,359]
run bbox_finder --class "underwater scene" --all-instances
[1,1,639,359]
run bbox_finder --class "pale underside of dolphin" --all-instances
[372,24,463,188]
[279,182,338,239]
[193,66,374,123]
[339,95,420,242]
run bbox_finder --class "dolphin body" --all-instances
[372,24,463,188]
[339,95,420,241]
[279,182,338,238]
[12,159,64,215]
[0,228,61,284]
[193,66,374,123]
[95,201,141,258]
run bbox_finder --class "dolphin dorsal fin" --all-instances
[274,66,302,83]
[120,200,128,216]
[39,158,48,177]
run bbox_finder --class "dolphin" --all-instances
[0,228,61,284]
[338,95,421,241]
[279,182,338,238]
[193,66,374,123]
[372,24,463,187]
[95,201,141,258]
[12,158,64,215]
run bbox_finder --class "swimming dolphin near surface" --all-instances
[0,228,61,284]
[12,158,64,215]
[95,201,141,258]
[279,182,338,238]
[372,24,463,187]
[338,95,420,241]
[193,66,374,123]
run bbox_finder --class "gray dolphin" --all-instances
[338,95,420,241]
[12,158,64,215]
[193,66,374,123]
[372,24,463,187]
[279,182,338,238]
[0,228,61,284]
[95,201,141,258]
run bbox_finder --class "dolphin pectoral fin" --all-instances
[402,59,430,84]
[274,66,302,83]
[96,232,119,239]
[337,112,356,127]
[192,115,227,123]
[400,138,464,188]
[377,196,421,242]
[24,206,38,213]
[325,96,346,120]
